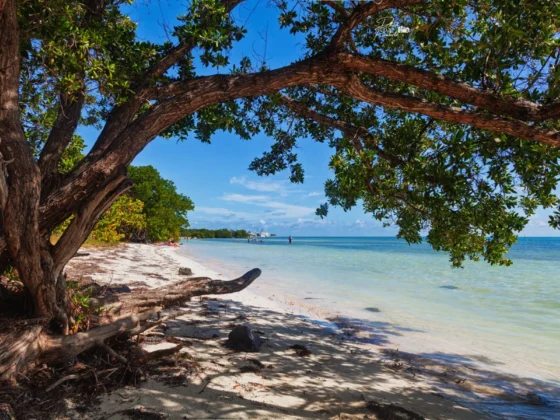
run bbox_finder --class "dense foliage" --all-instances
[128,166,194,242]
[89,195,146,243]
[4,0,560,271]
[54,165,192,244]
[183,228,250,239]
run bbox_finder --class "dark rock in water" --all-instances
[439,285,459,290]
[226,324,262,352]
[365,307,380,313]
[178,267,193,276]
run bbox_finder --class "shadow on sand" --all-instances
[94,297,560,420]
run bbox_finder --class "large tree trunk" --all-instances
[1,0,131,323]
[0,0,53,319]
[0,268,261,383]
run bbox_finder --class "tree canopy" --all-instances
[128,166,194,241]
[8,0,557,268]
[1,0,560,325]
[184,228,250,239]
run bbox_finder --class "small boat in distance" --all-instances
[247,230,273,242]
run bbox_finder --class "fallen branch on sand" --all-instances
[0,269,261,383]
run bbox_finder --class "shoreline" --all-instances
[179,238,560,381]
[64,243,558,419]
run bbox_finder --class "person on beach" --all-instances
[167,237,179,248]
[289,235,293,244]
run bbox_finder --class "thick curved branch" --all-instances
[338,76,560,147]
[39,92,85,180]
[339,53,557,122]
[36,55,344,230]
[36,51,560,234]
[51,175,132,273]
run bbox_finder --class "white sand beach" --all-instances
[61,243,547,419]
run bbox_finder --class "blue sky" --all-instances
[81,0,559,237]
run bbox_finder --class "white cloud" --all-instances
[230,176,291,195]
[259,219,266,225]
[307,191,323,197]
[222,193,269,203]
[356,219,365,228]
[195,207,235,216]
[221,194,315,218]
[194,206,257,221]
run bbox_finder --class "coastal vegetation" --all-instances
[183,228,250,238]
[0,0,559,384]
[54,165,193,244]
[127,165,193,242]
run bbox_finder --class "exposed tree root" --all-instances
[136,344,183,364]
[45,374,82,393]
[0,268,261,383]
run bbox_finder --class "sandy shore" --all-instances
[62,243,540,419]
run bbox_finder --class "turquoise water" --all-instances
[180,237,560,415]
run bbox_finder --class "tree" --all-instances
[0,0,559,378]
[89,195,146,243]
[182,228,250,238]
[128,166,194,242]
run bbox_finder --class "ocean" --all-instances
[179,236,560,417]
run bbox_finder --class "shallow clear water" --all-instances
[179,236,560,416]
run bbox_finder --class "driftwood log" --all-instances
[0,268,261,383]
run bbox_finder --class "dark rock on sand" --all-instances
[109,285,131,294]
[366,401,425,420]
[225,324,262,352]
[289,344,312,357]
[178,267,193,276]
[439,285,459,290]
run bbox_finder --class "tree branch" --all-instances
[35,47,560,235]
[39,92,85,182]
[322,1,349,18]
[51,175,133,273]
[277,95,442,187]
[89,0,243,158]
[277,94,402,165]
[339,53,557,122]
[338,76,560,147]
